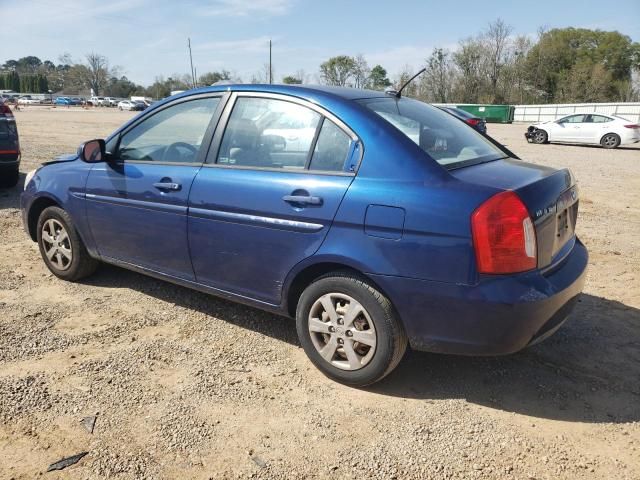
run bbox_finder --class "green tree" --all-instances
[282,75,302,84]
[320,55,357,86]
[369,65,391,90]
[198,70,231,85]
[525,28,640,102]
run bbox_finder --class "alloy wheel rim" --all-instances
[41,219,72,271]
[535,131,545,142]
[308,293,377,371]
[603,135,616,146]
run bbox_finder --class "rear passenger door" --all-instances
[188,93,361,304]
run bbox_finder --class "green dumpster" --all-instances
[454,105,514,123]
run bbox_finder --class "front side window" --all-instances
[558,115,585,124]
[217,97,321,170]
[118,97,220,163]
[359,97,504,169]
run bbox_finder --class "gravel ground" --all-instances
[1,106,639,479]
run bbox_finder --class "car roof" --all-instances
[175,83,389,102]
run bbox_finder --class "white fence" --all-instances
[514,103,640,123]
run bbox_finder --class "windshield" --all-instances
[358,97,506,169]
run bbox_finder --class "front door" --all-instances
[85,95,222,280]
[553,114,586,142]
[188,94,360,304]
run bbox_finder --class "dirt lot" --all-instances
[1,106,639,479]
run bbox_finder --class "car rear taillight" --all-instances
[623,124,639,129]
[466,118,481,126]
[0,104,13,117]
[472,191,537,274]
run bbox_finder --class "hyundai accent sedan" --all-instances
[21,85,588,386]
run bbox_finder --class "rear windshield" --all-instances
[358,97,506,169]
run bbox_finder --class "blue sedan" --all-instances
[21,85,587,386]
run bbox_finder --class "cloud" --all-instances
[200,0,294,17]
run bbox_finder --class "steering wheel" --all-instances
[162,142,198,162]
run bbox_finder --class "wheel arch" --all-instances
[283,257,396,320]
[27,195,61,241]
[600,131,621,143]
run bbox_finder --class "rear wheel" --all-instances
[532,129,548,144]
[600,133,620,149]
[296,272,407,386]
[37,206,98,281]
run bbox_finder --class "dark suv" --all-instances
[0,101,20,188]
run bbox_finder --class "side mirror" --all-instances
[78,139,106,163]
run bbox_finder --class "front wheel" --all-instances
[600,133,620,149]
[532,129,548,144]
[296,272,407,386]
[37,206,98,281]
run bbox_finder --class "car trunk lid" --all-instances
[450,158,578,269]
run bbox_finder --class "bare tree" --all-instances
[421,48,455,102]
[394,65,419,98]
[83,53,118,95]
[353,54,371,89]
[482,18,513,102]
[453,38,484,102]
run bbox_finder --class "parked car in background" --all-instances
[0,100,20,187]
[55,97,73,106]
[103,97,118,107]
[21,84,588,386]
[439,106,488,134]
[117,100,143,111]
[18,96,40,105]
[133,100,148,110]
[525,113,640,149]
[88,96,106,106]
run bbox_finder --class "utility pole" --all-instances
[269,39,272,84]
[188,37,196,88]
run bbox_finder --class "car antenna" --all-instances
[385,68,426,98]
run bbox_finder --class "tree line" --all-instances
[2,21,638,103]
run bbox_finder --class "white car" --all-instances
[117,100,139,111]
[526,113,640,149]
[17,96,40,105]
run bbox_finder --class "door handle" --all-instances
[283,195,323,206]
[153,182,181,191]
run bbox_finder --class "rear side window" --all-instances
[309,119,352,172]
[359,97,504,169]
[590,115,613,123]
[118,97,219,163]
[216,97,354,173]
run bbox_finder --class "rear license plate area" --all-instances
[553,188,578,255]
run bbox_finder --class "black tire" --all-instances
[600,133,620,149]
[296,272,407,386]
[0,167,19,188]
[532,129,548,144]
[36,206,98,281]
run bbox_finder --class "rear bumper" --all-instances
[370,238,588,355]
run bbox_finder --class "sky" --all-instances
[2,0,639,86]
